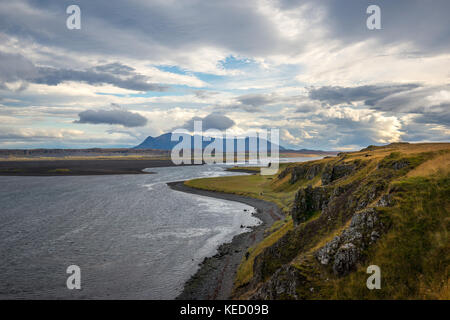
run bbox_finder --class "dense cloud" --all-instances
[280,0,450,54]
[177,113,235,131]
[75,106,148,127]
[0,51,167,92]
[308,84,420,106]
[0,1,449,149]
[237,94,275,107]
[0,0,287,65]
[33,66,168,92]
[1,0,448,69]
[221,94,281,112]
[305,84,450,146]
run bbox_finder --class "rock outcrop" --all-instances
[235,146,440,300]
[321,160,363,185]
[315,208,385,276]
[278,162,324,184]
[250,265,307,300]
[291,186,328,225]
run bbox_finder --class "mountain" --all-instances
[134,133,175,150]
[134,133,286,152]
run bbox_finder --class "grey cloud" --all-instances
[219,104,262,113]
[0,51,167,92]
[178,113,235,131]
[365,85,450,129]
[370,86,450,113]
[219,93,278,112]
[295,103,319,113]
[0,52,37,83]
[415,109,450,128]
[0,0,288,62]
[75,106,148,127]
[1,0,449,73]
[281,0,450,54]
[194,90,219,99]
[223,93,317,113]
[308,84,420,106]
[308,84,450,129]
[33,66,168,92]
[0,52,37,90]
[93,63,135,76]
[106,128,143,139]
[237,94,275,107]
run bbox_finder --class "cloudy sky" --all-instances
[0,0,449,150]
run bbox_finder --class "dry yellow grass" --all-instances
[407,152,450,177]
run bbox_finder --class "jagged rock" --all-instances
[354,181,387,211]
[375,193,393,207]
[391,160,410,170]
[333,243,360,275]
[322,161,359,185]
[314,208,384,276]
[370,231,380,242]
[278,163,324,184]
[316,236,340,265]
[250,265,307,300]
[291,185,328,225]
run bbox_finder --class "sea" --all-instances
[0,157,319,299]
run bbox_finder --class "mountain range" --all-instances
[134,133,285,152]
[134,133,338,155]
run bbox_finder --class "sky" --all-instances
[0,0,449,150]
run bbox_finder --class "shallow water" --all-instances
[0,164,260,299]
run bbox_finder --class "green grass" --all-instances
[185,173,296,213]
[227,166,261,172]
[235,217,294,288]
[330,174,450,299]
[48,168,71,173]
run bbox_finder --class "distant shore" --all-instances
[167,181,283,300]
[0,159,188,176]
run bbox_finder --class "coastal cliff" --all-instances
[185,142,450,299]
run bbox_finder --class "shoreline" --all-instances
[0,159,197,176]
[167,181,283,300]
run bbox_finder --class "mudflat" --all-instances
[0,159,184,176]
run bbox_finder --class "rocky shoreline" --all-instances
[167,181,283,300]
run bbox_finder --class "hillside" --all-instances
[184,142,450,299]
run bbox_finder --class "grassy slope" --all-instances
[184,143,450,299]
[185,162,308,287]
[331,174,449,299]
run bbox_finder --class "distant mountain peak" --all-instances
[134,132,285,151]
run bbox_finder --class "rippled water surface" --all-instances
[0,165,260,299]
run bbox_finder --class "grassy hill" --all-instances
[184,142,450,299]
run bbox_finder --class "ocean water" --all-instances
[0,164,260,299]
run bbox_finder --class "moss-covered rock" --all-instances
[315,208,386,276]
[291,185,328,225]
